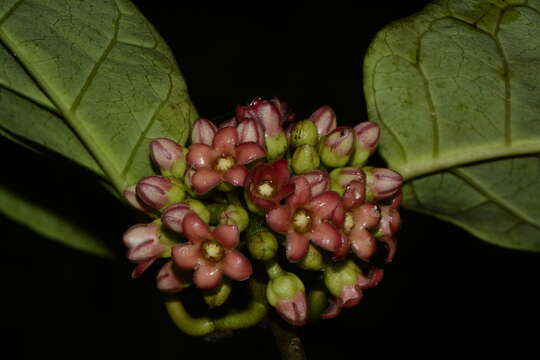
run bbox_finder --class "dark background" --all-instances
[2,1,539,359]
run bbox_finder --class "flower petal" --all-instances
[223,165,248,187]
[235,142,266,165]
[276,292,307,326]
[131,258,156,279]
[350,227,376,261]
[192,168,221,194]
[356,268,384,289]
[221,250,253,281]
[340,284,363,309]
[182,212,211,243]
[307,191,343,224]
[172,243,200,270]
[320,296,343,319]
[308,222,340,252]
[352,203,380,229]
[271,159,291,188]
[213,224,239,249]
[161,203,192,234]
[332,232,350,260]
[378,236,397,263]
[213,127,238,155]
[286,231,310,262]
[343,180,365,210]
[187,143,217,169]
[288,177,311,208]
[266,206,291,233]
[194,264,223,289]
[156,261,187,293]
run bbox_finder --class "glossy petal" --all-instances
[172,243,200,270]
[221,250,253,281]
[194,264,223,289]
[182,212,211,243]
[286,231,310,262]
[356,268,384,289]
[307,191,344,226]
[192,168,221,194]
[343,181,366,210]
[213,127,238,155]
[276,292,307,326]
[266,206,291,233]
[235,142,266,165]
[187,144,217,169]
[350,227,376,261]
[223,165,248,187]
[272,159,291,188]
[288,177,310,209]
[340,284,363,309]
[352,203,380,229]
[333,232,351,260]
[308,222,340,252]
[213,225,239,249]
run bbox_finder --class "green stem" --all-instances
[265,260,284,279]
[165,297,215,336]
[268,316,306,360]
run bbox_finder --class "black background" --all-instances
[2,1,539,359]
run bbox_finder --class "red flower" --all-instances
[245,159,294,211]
[266,177,344,261]
[186,127,265,193]
[171,213,252,289]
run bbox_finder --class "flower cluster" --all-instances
[122,98,403,333]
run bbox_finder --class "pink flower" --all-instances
[294,170,329,198]
[191,118,217,145]
[172,212,252,289]
[156,261,189,293]
[123,223,165,278]
[186,127,266,194]
[266,178,344,261]
[245,159,295,211]
[236,97,282,137]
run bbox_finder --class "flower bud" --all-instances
[191,118,217,145]
[350,122,380,167]
[292,144,320,174]
[290,119,318,147]
[219,117,238,128]
[297,244,324,271]
[319,127,354,168]
[150,138,188,178]
[296,170,329,198]
[247,231,278,260]
[363,167,403,201]
[267,271,307,326]
[329,167,365,195]
[218,204,249,232]
[136,176,186,211]
[203,279,232,308]
[123,184,153,214]
[123,222,167,278]
[271,97,296,124]
[375,205,401,238]
[323,260,363,308]
[156,261,190,293]
[310,106,337,137]
[255,100,282,137]
[265,131,288,160]
[237,119,265,147]
[162,199,210,234]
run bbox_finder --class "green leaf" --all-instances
[0,0,197,256]
[364,0,540,250]
[0,0,198,193]
[0,182,112,258]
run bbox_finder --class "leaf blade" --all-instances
[364,0,540,250]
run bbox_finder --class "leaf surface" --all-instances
[364,0,540,250]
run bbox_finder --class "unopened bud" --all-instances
[123,184,153,214]
[191,118,217,145]
[156,261,190,293]
[267,271,307,326]
[265,131,288,160]
[310,106,337,137]
[292,144,320,174]
[150,138,188,178]
[350,122,380,167]
[319,127,354,167]
[247,231,278,260]
[290,119,318,147]
[123,222,170,278]
[203,279,232,308]
[296,170,329,197]
[219,117,238,128]
[255,100,282,137]
[136,176,186,211]
[364,167,403,201]
[162,199,210,234]
[218,204,249,232]
[297,244,324,271]
[237,119,265,147]
[323,260,363,308]
[329,167,365,195]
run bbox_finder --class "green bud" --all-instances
[323,260,361,297]
[318,127,354,168]
[247,231,278,260]
[292,144,320,174]
[265,132,288,160]
[290,119,318,147]
[219,204,249,232]
[297,245,324,271]
[266,272,305,306]
[184,199,211,224]
[203,279,232,308]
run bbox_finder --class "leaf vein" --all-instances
[0,0,24,28]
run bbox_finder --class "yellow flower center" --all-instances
[201,240,225,262]
[214,156,235,173]
[256,180,276,199]
[292,208,312,233]
[344,211,354,234]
